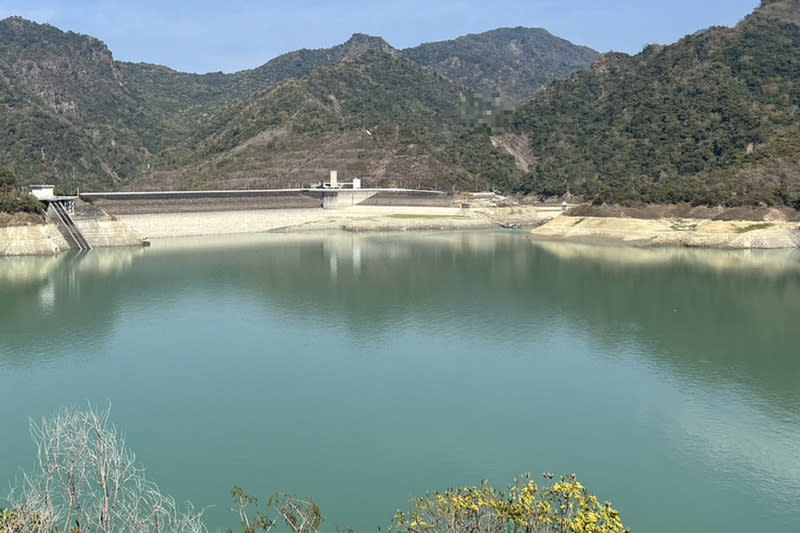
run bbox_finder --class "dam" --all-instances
[80,187,452,214]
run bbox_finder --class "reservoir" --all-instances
[1,232,799,533]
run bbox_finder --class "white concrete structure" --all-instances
[352,178,361,190]
[30,184,78,214]
[30,185,56,201]
[330,170,338,188]
[321,190,378,209]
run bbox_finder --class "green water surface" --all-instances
[1,232,798,532]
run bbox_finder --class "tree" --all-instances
[0,166,16,195]
[228,486,324,533]
[6,406,205,533]
[391,474,628,533]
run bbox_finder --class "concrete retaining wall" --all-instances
[1,215,144,256]
[0,224,71,256]
[321,190,378,209]
[358,191,452,207]
[92,193,322,215]
[74,219,145,248]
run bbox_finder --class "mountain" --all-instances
[404,27,599,105]
[0,17,159,189]
[0,18,597,193]
[239,33,398,90]
[143,48,519,191]
[2,20,595,193]
[512,0,800,207]
[118,33,398,128]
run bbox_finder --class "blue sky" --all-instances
[0,1,761,73]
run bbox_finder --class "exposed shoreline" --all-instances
[114,206,500,240]
[3,202,800,256]
[530,214,800,249]
[106,204,800,250]
[0,205,550,256]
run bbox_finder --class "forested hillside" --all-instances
[0,17,592,193]
[405,27,598,105]
[3,1,799,208]
[0,17,159,189]
[513,0,800,207]
[117,33,400,140]
[147,49,520,191]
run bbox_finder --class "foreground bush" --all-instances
[0,166,42,215]
[0,193,44,215]
[4,406,204,533]
[391,474,628,533]
[2,408,627,533]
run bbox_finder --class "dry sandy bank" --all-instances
[0,205,554,256]
[115,205,532,239]
[531,214,800,249]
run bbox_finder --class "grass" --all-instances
[734,222,774,234]
[389,214,466,220]
[0,212,46,228]
[670,218,698,232]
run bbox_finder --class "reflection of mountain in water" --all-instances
[525,241,800,415]
[0,248,145,365]
[531,240,800,275]
[1,233,799,413]
[0,254,69,286]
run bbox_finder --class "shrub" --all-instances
[392,474,628,533]
[0,193,44,215]
[7,406,204,533]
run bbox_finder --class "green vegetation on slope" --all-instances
[185,50,464,154]
[117,33,399,144]
[405,27,599,106]
[0,17,587,194]
[165,49,520,191]
[513,0,800,207]
[0,17,161,190]
[5,3,800,206]
[1,22,399,191]
[0,165,43,215]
